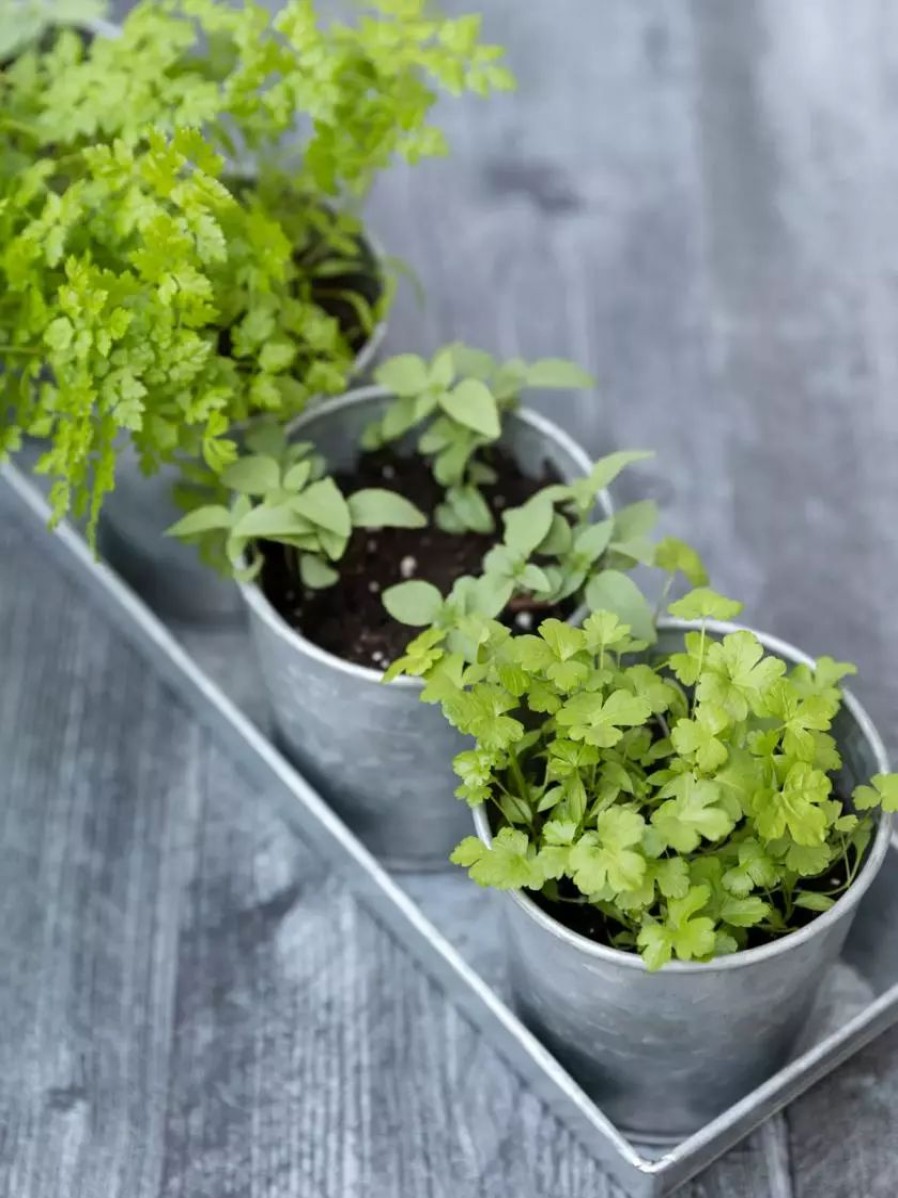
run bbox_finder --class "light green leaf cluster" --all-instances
[381,448,693,643]
[0,0,106,63]
[1,0,513,537]
[4,0,513,195]
[364,345,594,534]
[166,421,425,584]
[420,589,896,969]
[0,133,382,538]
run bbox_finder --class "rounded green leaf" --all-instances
[233,502,311,540]
[525,358,594,390]
[502,495,555,557]
[166,505,232,538]
[445,484,494,533]
[668,587,743,623]
[440,379,501,439]
[347,488,427,529]
[585,570,656,642]
[375,354,430,397]
[291,478,352,537]
[221,454,281,495]
[299,554,339,589]
[382,580,445,626]
[573,518,614,563]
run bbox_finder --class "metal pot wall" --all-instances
[241,386,601,870]
[472,619,892,1140]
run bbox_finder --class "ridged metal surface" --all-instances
[474,620,892,1140]
[242,388,600,871]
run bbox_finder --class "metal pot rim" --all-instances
[239,385,599,688]
[472,616,892,974]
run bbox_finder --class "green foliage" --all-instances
[364,345,594,534]
[406,586,896,969]
[3,0,514,194]
[167,420,424,583]
[0,1,513,538]
[381,449,692,650]
[0,0,106,63]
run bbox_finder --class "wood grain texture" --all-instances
[14,1,898,1194]
[0,490,630,1198]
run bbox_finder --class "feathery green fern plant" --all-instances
[0,0,514,540]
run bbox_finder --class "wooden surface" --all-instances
[6,1,898,1194]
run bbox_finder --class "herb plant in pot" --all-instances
[170,345,652,869]
[0,0,513,617]
[388,584,896,1136]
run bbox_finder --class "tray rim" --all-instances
[5,459,898,1198]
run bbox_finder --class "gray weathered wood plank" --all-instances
[16,2,898,1194]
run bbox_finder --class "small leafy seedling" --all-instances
[390,582,897,969]
[381,449,705,647]
[362,345,594,535]
[167,422,425,585]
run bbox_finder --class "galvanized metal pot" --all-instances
[240,387,599,871]
[473,619,892,1141]
[98,270,387,624]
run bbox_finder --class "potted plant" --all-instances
[386,581,896,1135]
[169,344,657,868]
[0,0,513,615]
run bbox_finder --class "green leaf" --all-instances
[292,479,352,537]
[221,454,281,495]
[440,379,501,438]
[451,828,543,890]
[444,484,494,533]
[698,631,786,721]
[654,537,709,586]
[636,885,715,969]
[232,503,312,540]
[259,341,296,373]
[383,580,445,626]
[347,489,427,529]
[720,895,770,927]
[755,762,831,846]
[375,354,430,396]
[557,688,652,748]
[670,706,730,773]
[166,505,233,538]
[587,450,654,493]
[853,773,898,813]
[668,587,743,623]
[794,892,836,913]
[539,618,585,661]
[502,495,555,557]
[652,774,735,852]
[585,570,656,642]
[300,554,339,589]
[569,809,647,895]
[573,518,614,563]
[525,358,594,390]
[449,344,497,380]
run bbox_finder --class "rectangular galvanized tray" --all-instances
[5,459,898,1198]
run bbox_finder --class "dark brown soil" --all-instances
[259,445,566,668]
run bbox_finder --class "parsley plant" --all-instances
[388,584,897,968]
